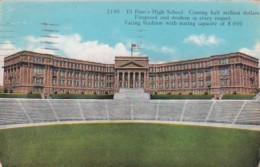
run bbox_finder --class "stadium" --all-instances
[0,88,260,167]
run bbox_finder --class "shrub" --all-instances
[81,92,84,95]
[154,92,158,95]
[189,92,193,95]
[204,91,208,95]
[178,92,182,95]
[54,91,58,94]
[233,91,237,94]
[167,92,171,95]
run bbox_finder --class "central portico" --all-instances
[114,56,149,92]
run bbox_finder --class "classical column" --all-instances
[122,72,125,88]
[117,71,119,90]
[133,72,136,88]
[128,71,130,88]
[139,72,141,88]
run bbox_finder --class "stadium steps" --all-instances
[50,100,83,121]
[157,100,184,121]
[0,99,30,125]
[79,100,108,120]
[207,101,243,124]
[21,100,57,123]
[108,100,132,120]
[183,101,213,122]
[236,101,260,125]
[114,88,150,100]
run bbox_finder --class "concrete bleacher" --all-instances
[236,101,260,125]
[50,100,82,121]
[207,101,243,124]
[21,100,56,123]
[79,100,108,120]
[183,101,213,122]
[158,101,184,121]
[0,99,30,125]
[0,98,260,126]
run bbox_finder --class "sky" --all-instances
[0,0,260,85]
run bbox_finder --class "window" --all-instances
[220,58,229,64]
[67,80,72,86]
[100,82,104,88]
[150,83,156,89]
[159,75,163,81]
[220,78,230,86]
[60,79,65,86]
[183,73,188,79]
[159,83,163,89]
[178,81,182,88]
[198,71,204,78]
[94,74,99,80]
[60,71,65,78]
[75,72,80,78]
[165,75,169,81]
[81,80,85,87]
[74,80,79,87]
[33,66,43,74]
[88,82,92,87]
[184,81,189,87]
[177,73,181,79]
[68,71,73,78]
[33,77,43,85]
[165,82,169,89]
[171,73,175,80]
[171,82,175,88]
[219,67,230,75]
[192,81,196,87]
[88,73,92,80]
[149,75,156,81]
[52,79,57,86]
[199,80,204,87]
[191,72,196,79]
[94,81,99,88]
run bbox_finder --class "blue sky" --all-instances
[0,0,260,84]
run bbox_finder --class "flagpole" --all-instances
[131,43,133,57]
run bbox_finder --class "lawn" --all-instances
[0,123,259,167]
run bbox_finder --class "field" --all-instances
[0,123,259,167]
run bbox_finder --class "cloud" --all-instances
[0,42,21,85]
[144,43,176,54]
[24,33,131,64]
[239,42,260,63]
[183,34,222,46]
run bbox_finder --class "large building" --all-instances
[3,51,259,96]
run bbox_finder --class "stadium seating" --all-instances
[0,99,30,125]
[0,99,260,126]
[236,101,260,125]
[183,101,213,122]
[207,101,243,124]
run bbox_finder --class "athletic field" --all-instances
[0,123,259,167]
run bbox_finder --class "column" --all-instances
[117,71,119,90]
[128,71,130,88]
[133,72,136,88]
[122,72,125,88]
[139,72,141,88]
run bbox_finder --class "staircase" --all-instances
[114,88,150,100]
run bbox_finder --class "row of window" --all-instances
[149,62,210,72]
[52,79,114,88]
[149,71,210,81]
[53,61,114,72]
[52,71,114,80]
[150,80,210,89]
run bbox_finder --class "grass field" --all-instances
[0,123,259,167]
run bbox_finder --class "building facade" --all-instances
[3,51,259,96]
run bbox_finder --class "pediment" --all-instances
[120,61,143,68]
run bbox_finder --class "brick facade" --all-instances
[3,51,259,95]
